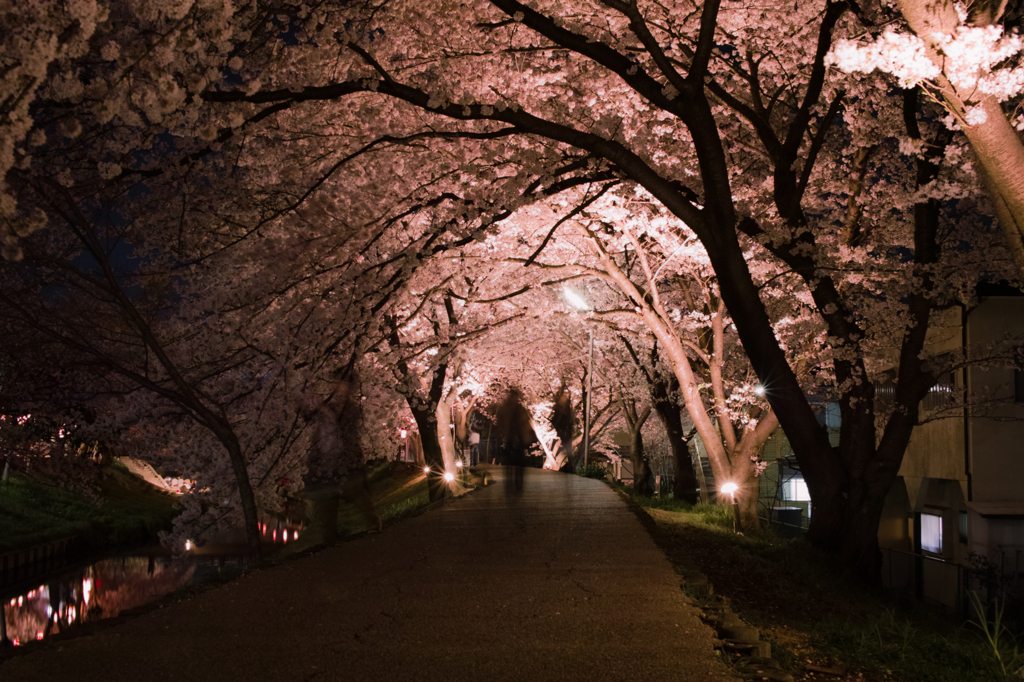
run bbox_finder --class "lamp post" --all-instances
[564,288,594,469]
[584,328,593,468]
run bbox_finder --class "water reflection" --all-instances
[1,556,195,648]
[1,516,305,649]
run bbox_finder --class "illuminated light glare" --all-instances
[423,466,431,473]
[720,482,739,496]
[754,385,766,396]
[36,631,43,640]
[443,472,455,483]
[400,429,407,439]
[272,530,277,541]
[17,596,23,606]
[293,531,299,540]
[83,578,92,605]
[564,288,589,311]
[185,540,192,551]
[456,460,463,468]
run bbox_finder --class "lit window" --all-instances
[921,513,943,554]
[784,479,811,502]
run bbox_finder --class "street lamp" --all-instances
[720,482,739,533]
[565,288,594,469]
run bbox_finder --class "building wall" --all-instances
[966,297,1024,504]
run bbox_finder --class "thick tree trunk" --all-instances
[435,397,459,472]
[651,383,699,504]
[629,423,654,496]
[453,399,475,452]
[409,406,446,502]
[735,485,760,533]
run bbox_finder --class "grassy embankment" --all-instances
[275,461,487,556]
[629,492,1023,682]
[0,462,178,553]
[0,459,480,557]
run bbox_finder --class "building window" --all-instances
[784,478,811,502]
[959,511,968,544]
[922,372,956,413]
[921,513,943,554]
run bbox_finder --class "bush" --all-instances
[576,463,607,479]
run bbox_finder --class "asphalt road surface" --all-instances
[3,466,737,681]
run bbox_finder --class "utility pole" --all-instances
[584,328,594,468]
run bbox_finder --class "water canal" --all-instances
[1,515,305,649]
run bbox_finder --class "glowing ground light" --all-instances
[443,472,455,483]
[720,482,739,496]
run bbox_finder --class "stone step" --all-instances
[723,639,771,659]
[720,625,760,642]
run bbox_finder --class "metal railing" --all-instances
[880,546,971,617]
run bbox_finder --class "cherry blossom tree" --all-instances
[828,1,1024,275]
[3,0,1019,578]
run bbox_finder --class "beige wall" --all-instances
[966,297,1024,503]
[897,305,966,485]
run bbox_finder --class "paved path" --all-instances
[3,467,736,681]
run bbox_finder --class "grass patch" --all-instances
[283,462,431,554]
[0,466,177,553]
[635,499,1019,682]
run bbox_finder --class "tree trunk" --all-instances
[217,428,262,560]
[409,405,446,502]
[651,382,699,504]
[435,397,459,472]
[735,485,760,533]
[630,424,654,496]
[453,398,475,452]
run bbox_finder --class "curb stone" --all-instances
[678,563,792,681]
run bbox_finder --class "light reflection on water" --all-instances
[1,516,304,648]
[1,556,197,648]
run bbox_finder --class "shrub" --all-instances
[576,463,607,479]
